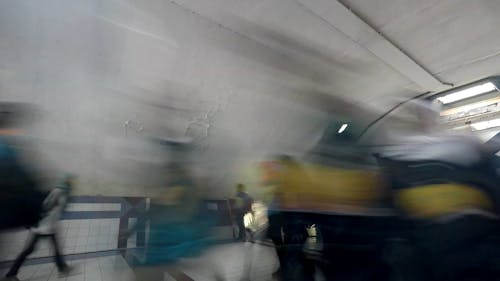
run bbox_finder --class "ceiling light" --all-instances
[437,82,497,104]
[338,123,348,133]
[470,118,500,131]
[440,97,500,116]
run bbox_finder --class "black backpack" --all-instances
[0,138,44,230]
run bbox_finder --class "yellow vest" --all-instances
[395,183,493,219]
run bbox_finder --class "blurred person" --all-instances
[0,102,44,230]
[265,155,314,281]
[483,131,500,155]
[483,131,500,175]
[379,99,500,280]
[123,141,215,281]
[234,183,253,241]
[4,174,76,280]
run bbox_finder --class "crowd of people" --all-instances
[265,99,500,280]
[2,99,500,281]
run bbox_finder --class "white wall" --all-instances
[0,0,331,197]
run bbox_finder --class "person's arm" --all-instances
[42,189,60,211]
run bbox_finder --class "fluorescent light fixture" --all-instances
[470,118,500,131]
[440,97,500,116]
[338,123,348,133]
[437,82,497,104]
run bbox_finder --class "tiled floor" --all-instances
[1,242,280,281]
[189,242,279,281]
[0,219,120,262]
[0,255,134,281]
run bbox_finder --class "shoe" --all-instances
[58,265,76,277]
[2,276,20,281]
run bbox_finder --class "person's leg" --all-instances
[430,216,500,280]
[6,234,40,277]
[268,213,285,280]
[48,234,69,271]
[236,214,246,240]
[281,223,313,281]
[383,240,429,281]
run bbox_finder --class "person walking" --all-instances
[234,184,253,241]
[380,100,500,280]
[5,174,76,280]
[126,162,215,281]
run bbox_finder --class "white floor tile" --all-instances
[18,264,40,280]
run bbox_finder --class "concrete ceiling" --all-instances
[173,0,500,110]
[343,0,500,79]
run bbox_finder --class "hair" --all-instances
[57,173,77,191]
[0,102,35,129]
[405,99,444,131]
[0,106,16,128]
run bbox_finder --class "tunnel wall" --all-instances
[0,0,330,197]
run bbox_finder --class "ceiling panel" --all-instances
[343,0,500,83]
[174,0,423,108]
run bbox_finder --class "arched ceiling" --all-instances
[173,0,500,111]
[2,0,500,195]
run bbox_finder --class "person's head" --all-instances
[0,102,39,137]
[166,162,187,182]
[58,173,77,192]
[411,99,443,132]
[236,183,245,193]
[0,103,23,135]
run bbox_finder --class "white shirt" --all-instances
[31,188,67,235]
